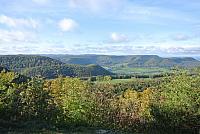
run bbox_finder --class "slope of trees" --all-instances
[0,55,63,70]
[0,55,113,78]
[21,64,113,79]
[0,69,199,133]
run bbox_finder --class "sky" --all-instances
[0,0,200,56]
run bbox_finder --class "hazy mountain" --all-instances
[194,57,200,61]
[46,54,200,68]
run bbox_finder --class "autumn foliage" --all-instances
[0,69,199,132]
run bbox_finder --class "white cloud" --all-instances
[117,4,198,25]
[58,18,78,32]
[32,0,49,5]
[110,32,129,43]
[0,29,36,43]
[73,44,200,56]
[0,29,39,54]
[171,34,191,41]
[68,0,122,13]
[0,15,39,29]
[121,6,176,19]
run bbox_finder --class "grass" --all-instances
[95,79,132,84]
[95,77,156,84]
[111,67,170,75]
[100,78,136,84]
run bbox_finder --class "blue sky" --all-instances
[0,0,200,56]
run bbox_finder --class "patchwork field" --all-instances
[110,67,170,75]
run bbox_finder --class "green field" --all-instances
[95,78,136,84]
[110,67,170,75]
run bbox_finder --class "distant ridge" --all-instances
[46,54,200,68]
[194,56,200,61]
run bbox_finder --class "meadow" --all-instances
[111,67,170,75]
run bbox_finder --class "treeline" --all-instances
[0,69,199,133]
[88,73,169,81]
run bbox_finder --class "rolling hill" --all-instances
[0,55,63,70]
[45,54,200,75]
[46,54,200,68]
[0,55,113,78]
[21,64,113,79]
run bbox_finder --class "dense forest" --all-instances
[21,64,113,79]
[0,55,63,69]
[0,67,199,133]
[0,55,113,78]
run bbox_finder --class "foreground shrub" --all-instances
[19,78,57,122]
[0,69,199,133]
[109,88,154,131]
[0,73,57,123]
[151,72,200,129]
[47,77,94,126]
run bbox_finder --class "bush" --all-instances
[47,77,94,126]
[151,72,200,128]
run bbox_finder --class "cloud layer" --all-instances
[68,0,122,13]
[0,15,39,29]
[32,0,49,5]
[1,43,199,56]
[0,0,200,56]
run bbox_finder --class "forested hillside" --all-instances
[0,55,113,78]
[21,64,113,79]
[47,54,200,68]
[0,55,63,70]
